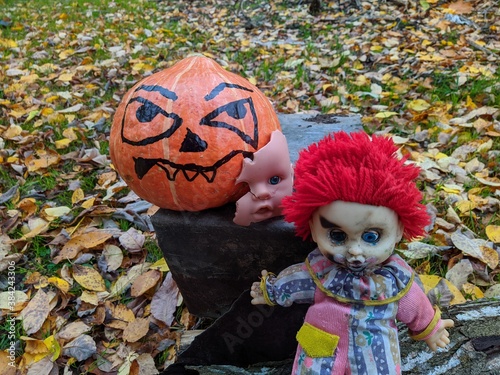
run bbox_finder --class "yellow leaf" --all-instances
[408,99,431,112]
[3,125,23,139]
[47,277,71,293]
[248,76,257,85]
[81,197,96,209]
[55,138,72,149]
[58,73,74,82]
[486,225,500,243]
[462,283,484,300]
[72,265,107,292]
[59,49,75,60]
[375,111,398,119]
[62,127,78,140]
[418,274,466,305]
[44,206,71,218]
[0,38,17,48]
[41,107,54,116]
[480,245,499,269]
[43,335,61,361]
[455,200,477,214]
[72,188,85,204]
[81,290,99,305]
[150,257,170,272]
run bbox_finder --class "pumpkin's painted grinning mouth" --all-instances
[133,150,254,183]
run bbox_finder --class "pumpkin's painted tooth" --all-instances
[200,170,216,183]
[182,170,200,181]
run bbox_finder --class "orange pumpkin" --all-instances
[109,55,281,211]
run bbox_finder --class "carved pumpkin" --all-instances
[109,55,281,211]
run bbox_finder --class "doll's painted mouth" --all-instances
[347,261,367,272]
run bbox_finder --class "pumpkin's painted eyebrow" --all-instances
[204,83,253,101]
[319,216,340,229]
[134,85,178,101]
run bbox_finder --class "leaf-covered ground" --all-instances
[1,0,499,373]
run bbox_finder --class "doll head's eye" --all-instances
[268,176,281,185]
[362,230,380,244]
[329,229,347,245]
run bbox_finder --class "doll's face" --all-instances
[309,201,404,273]
[233,131,293,226]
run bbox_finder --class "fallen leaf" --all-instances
[131,269,161,297]
[56,321,91,340]
[131,353,159,375]
[119,227,145,252]
[43,335,61,361]
[486,225,500,243]
[445,258,473,289]
[419,274,466,306]
[109,263,151,298]
[151,273,178,327]
[47,277,71,293]
[408,99,431,112]
[484,284,500,298]
[102,244,124,272]
[451,231,492,265]
[62,334,96,361]
[399,242,439,259]
[448,0,473,14]
[123,317,150,342]
[25,355,56,375]
[19,289,53,335]
[72,264,107,292]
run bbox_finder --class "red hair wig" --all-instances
[282,131,430,241]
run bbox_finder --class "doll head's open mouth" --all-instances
[255,205,273,215]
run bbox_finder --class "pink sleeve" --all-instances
[396,281,441,340]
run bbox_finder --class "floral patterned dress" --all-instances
[262,249,442,375]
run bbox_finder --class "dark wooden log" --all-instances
[163,298,500,374]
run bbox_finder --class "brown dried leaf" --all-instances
[119,227,145,252]
[106,302,135,330]
[445,258,473,289]
[447,0,473,14]
[56,321,91,341]
[123,317,150,342]
[131,269,161,297]
[19,289,53,335]
[131,353,159,375]
[54,230,113,263]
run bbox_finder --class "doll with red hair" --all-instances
[250,131,454,375]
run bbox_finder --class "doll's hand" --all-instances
[250,270,268,305]
[425,319,454,351]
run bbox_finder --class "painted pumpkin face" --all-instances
[109,55,281,211]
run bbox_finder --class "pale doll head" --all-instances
[309,201,403,272]
[233,130,293,226]
[282,131,430,267]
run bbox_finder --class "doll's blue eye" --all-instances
[268,176,281,185]
[362,230,380,244]
[329,229,347,244]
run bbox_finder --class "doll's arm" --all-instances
[397,281,454,351]
[250,264,315,307]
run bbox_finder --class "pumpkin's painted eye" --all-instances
[269,176,281,185]
[362,230,380,244]
[200,98,258,149]
[329,229,347,245]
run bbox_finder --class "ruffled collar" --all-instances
[305,249,414,305]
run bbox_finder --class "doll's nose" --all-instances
[347,244,363,256]
[251,183,272,200]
